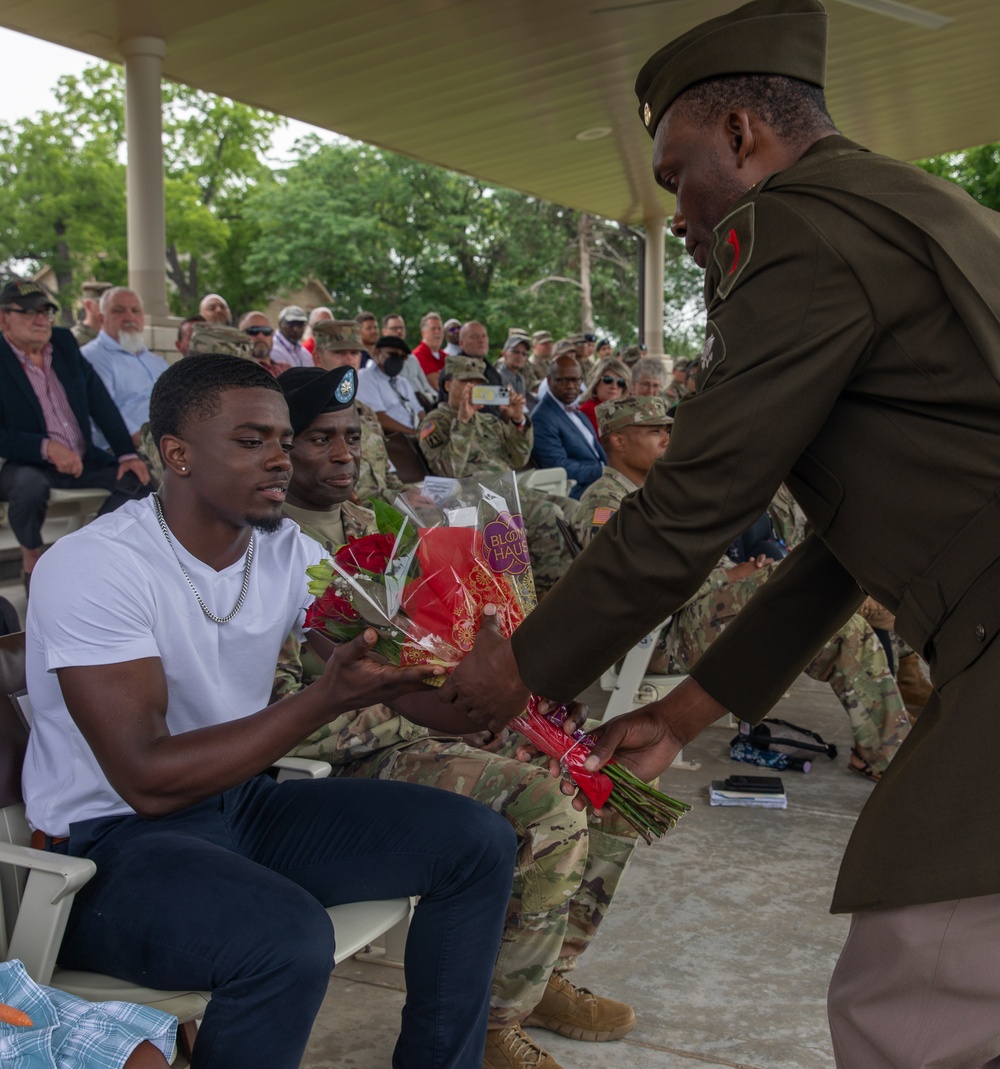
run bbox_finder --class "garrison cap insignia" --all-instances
[712,202,754,301]
[337,374,356,403]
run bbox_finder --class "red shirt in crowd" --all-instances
[412,340,446,377]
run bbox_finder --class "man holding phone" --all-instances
[419,356,579,597]
[417,355,530,477]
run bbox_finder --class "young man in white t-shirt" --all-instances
[23,355,516,1069]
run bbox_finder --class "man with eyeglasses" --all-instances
[239,311,292,377]
[497,334,532,401]
[0,280,150,591]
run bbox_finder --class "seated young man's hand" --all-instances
[320,627,443,713]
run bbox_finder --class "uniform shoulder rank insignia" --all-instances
[697,322,726,390]
[711,202,754,301]
[419,421,436,441]
[592,506,614,526]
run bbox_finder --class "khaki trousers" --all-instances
[829,892,1000,1068]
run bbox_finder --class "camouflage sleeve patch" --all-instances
[592,506,614,526]
[419,421,436,441]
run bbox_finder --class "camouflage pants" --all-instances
[667,567,911,773]
[335,734,637,1025]
[521,488,581,599]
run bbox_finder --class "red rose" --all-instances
[305,586,360,629]
[334,533,397,575]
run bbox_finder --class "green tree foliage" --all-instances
[244,139,673,346]
[917,142,1000,213]
[0,108,127,325]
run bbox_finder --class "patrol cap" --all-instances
[80,280,113,301]
[552,338,579,358]
[596,396,673,437]
[278,304,308,323]
[278,366,359,435]
[673,355,693,371]
[189,323,253,360]
[532,330,553,345]
[374,334,410,353]
[635,0,828,137]
[445,354,488,381]
[313,319,363,352]
[619,345,644,366]
[0,279,58,313]
[502,334,530,352]
[508,327,530,340]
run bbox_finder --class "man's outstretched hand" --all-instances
[438,605,531,732]
[561,676,730,810]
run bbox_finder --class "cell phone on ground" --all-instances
[470,385,511,405]
[724,775,785,794]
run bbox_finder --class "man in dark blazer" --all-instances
[0,280,150,587]
[529,355,606,498]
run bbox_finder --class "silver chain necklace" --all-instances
[152,493,254,624]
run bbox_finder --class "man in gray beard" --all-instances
[82,286,169,450]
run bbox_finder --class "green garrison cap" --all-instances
[596,396,673,437]
[445,354,489,381]
[635,0,828,137]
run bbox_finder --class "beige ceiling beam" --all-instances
[121,35,168,319]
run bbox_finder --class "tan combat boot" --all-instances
[525,972,636,1041]
[483,1024,564,1068]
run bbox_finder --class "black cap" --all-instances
[374,335,410,353]
[277,366,358,435]
[0,280,58,312]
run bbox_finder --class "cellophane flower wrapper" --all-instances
[304,472,690,841]
[305,472,536,676]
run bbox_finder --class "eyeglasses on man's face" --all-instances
[4,306,56,322]
[601,375,627,389]
[553,376,581,385]
[244,326,274,337]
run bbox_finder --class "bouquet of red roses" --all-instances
[304,472,689,842]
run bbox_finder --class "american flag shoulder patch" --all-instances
[592,507,614,526]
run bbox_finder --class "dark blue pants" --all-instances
[55,775,516,1069]
[0,460,144,549]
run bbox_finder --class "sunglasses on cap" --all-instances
[601,375,628,389]
[244,326,274,337]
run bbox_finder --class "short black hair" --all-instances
[676,74,835,144]
[149,354,282,445]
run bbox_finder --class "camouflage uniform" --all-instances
[355,400,418,507]
[275,510,637,1027]
[417,403,580,597]
[664,561,912,774]
[576,466,639,548]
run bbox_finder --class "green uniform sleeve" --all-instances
[499,419,534,470]
[272,630,305,701]
[419,410,477,477]
[512,192,873,701]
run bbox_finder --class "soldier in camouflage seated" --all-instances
[274,366,639,1069]
[418,355,581,598]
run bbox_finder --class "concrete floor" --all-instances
[302,674,870,1069]
[2,520,872,1069]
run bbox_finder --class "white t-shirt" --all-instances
[23,497,318,836]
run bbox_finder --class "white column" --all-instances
[642,215,666,355]
[121,36,168,319]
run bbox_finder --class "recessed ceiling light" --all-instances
[575,127,612,141]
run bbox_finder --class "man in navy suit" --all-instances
[0,280,150,588]
[530,354,606,498]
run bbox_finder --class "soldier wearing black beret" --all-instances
[439,1,1000,1062]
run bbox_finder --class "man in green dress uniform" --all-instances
[438,1,1000,1064]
